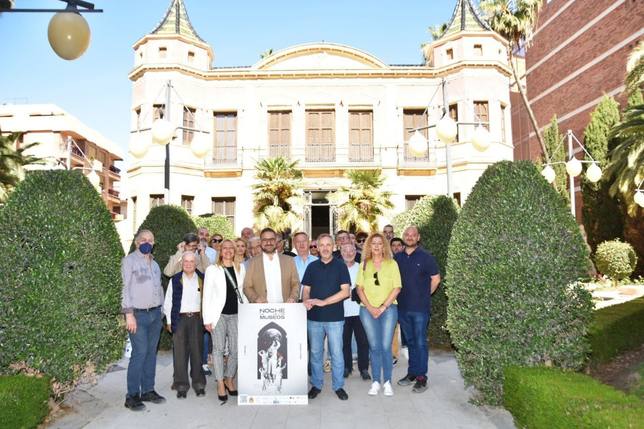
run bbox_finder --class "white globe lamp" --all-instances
[47,7,91,60]
[635,190,644,208]
[471,125,491,152]
[129,135,150,158]
[586,163,602,183]
[409,130,427,156]
[190,133,210,159]
[565,157,583,177]
[436,115,457,143]
[541,165,556,184]
[151,119,175,145]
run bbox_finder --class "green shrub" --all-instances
[193,213,235,239]
[393,195,459,347]
[589,296,644,366]
[0,375,51,429]
[446,161,593,405]
[130,205,197,349]
[0,171,124,385]
[504,366,644,429]
[595,239,637,283]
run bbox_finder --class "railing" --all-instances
[109,165,121,174]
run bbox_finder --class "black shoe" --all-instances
[335,388,349,400]
[140,390,166,404]
[195,389,205,397]
[225,385,238,396]
[360,370,371,381]
[124,395,145,411]
[343,369,352,378]
[397,374,416,386]
[308,386,321,399]
[177,391,187,399]
[412,377,428,393]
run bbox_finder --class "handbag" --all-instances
[351,286,361,304]
[223,266,244,304]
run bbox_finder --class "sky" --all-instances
[0,0,457,154]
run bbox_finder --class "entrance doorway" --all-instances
[304,190,336,239]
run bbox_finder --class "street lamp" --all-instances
[130,80,211,203]
[540,130,602,217]
[1,0,102,61]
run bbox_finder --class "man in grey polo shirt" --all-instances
[121,229,166,411]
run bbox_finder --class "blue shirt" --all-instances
[294,254,318,282]
[394,247,440,314]
[302,258,351,322]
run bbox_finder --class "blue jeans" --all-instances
[127,307,162,397]
[360,305,398,384]
[398,310,430,378]
[308,320,344,391]
[202,331,211,364]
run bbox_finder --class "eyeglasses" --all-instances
[211,239,223,243]
[356,239,365,244]
[373,272,380,286]
[309,245,317,249]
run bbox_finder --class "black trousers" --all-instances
[343,315,369,372]
[172,313,206,392]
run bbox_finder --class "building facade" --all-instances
[514,0,644,161]
[0,104,125,217]
[127,0,514,236]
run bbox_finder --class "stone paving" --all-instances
[48,350,515,429]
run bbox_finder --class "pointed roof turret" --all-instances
[442,0,491,38]
[150,0,206,44]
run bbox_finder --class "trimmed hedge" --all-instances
[588,296,644,366]
[446,161,593,405]
[130,205,197,349]
[392,195,459,346]
[0,171,124,384]
[504,366,644,429]
[0,375,51,429]
[594,239,637,282]
[193,213,235,239]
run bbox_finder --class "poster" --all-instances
[238,303,308,405]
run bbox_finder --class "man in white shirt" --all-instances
[163,252,206,398]
[243,228,300,303]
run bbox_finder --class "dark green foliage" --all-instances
[0,375,51,429]
[130,205,197,349]
[504,366,644,429]
[582,96,623,252]
[392,195,459,347]
[0,171,124,384]
[193,213,235,239]
[588,297,644,366]
[595,240,637,282]
[446,161,593,405]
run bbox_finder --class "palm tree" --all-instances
[0,132,40,202]
[479,0,549,162]
[252,157,303,232]
[328,169,394,233]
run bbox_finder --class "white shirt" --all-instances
[163,272,201,320]
[263,252,283,303]
[343,262,360,317]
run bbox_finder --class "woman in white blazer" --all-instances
[203,239,247,402]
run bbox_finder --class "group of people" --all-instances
[120,223,440,411]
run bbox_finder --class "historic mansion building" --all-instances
[127,0,514,236]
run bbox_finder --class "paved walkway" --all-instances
[49,350,515,429]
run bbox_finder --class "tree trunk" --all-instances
[508,46,550,163]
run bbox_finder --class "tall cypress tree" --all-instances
[582,96,623,252]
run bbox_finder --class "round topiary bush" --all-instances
[193,213,235,239]
[595,239,637,283]
[0,171,124,385]
[393,195,459,347]
[446,161,593,405]
[130,205,197,349]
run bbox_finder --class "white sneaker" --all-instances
[383,381,394,396]
[368,381,380,396]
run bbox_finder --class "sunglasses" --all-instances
[309,245,317,249]
[211,238,223,243]
[373,272,380,286]
[356,239,365,244]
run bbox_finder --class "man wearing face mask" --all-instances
[121,230,166,411]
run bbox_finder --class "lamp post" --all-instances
[1,0,102,61]
[408,79,491,196]
[130,80,211,204]
[540,129,602,217]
